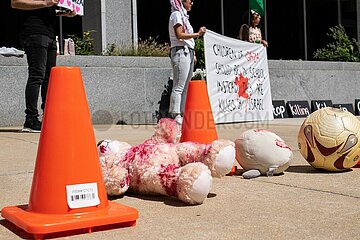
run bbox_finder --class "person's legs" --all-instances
[41,37,57,111]
[23,35,48,118]
[179,49,194,113]
[22,34,52,132]
[169,47,193,117]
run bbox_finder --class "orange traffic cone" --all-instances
[180,80,236,175]
[227,166,237,175]
[1,66,138,239]
[180,80,218,144]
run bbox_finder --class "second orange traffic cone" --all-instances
[180,80,236,175]
[180,80,218,144]
[1,66,138,239]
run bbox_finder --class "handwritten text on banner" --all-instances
[204,30,273,123]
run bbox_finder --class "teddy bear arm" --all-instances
[176,142,209,166]
[130,163,212,205]
[130,164,180,197]
[104,165,130,196]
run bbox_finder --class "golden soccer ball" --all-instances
[298,107,360,171]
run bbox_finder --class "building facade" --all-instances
[1,0,359,61]
[136,0,360,60]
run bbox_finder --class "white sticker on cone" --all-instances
[66,182,100,209]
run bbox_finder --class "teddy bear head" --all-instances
[144,118,181,144]
[235,129,292,176]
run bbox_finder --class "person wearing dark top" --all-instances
[11,0,75,132]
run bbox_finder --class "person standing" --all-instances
[248,10,268,47]
[11,0,75,132]
[168,0,206,125]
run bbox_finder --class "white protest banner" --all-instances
[57,0,84,16]
[73,0,84,16]
[204,30,273,123]
[58,0,74,11]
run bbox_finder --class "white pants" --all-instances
[169,46,194,115]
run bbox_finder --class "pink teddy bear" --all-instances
[97,118,235,205]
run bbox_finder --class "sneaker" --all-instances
[22,117,41,133]
[174,115,183,125]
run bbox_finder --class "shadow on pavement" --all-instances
[0,219,33,239]
[285,165,353,174]
[126,192,217,207]
[0,215,136,239]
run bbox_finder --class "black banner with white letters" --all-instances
[355,99,360,116]
[333,104,355,114]
[286,101,310,118]
[311,100,333,112]
[272,100,288,118]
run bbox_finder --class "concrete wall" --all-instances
[269,61,360,104]
[0,55,359,127]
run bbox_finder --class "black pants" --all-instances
[22,34,57,118]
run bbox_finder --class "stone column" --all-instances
[82,0,102,54]
[83,0,133,54]
[357,0,360,41]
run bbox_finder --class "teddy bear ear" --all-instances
[97,140,111,156]
[97,139,104,147]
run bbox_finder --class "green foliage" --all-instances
[68,30,96,55]
[104,37,170,57]
[313,25,360,62]
[194,38,205,69]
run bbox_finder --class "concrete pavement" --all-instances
[0,118,359,239]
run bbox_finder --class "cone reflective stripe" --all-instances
[1,66,138,238]
[180,80,218,144]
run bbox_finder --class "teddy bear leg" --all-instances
[177,141,236,178]
[212,145,236,177]
[103,166,130,196]
[177,162,212,205]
